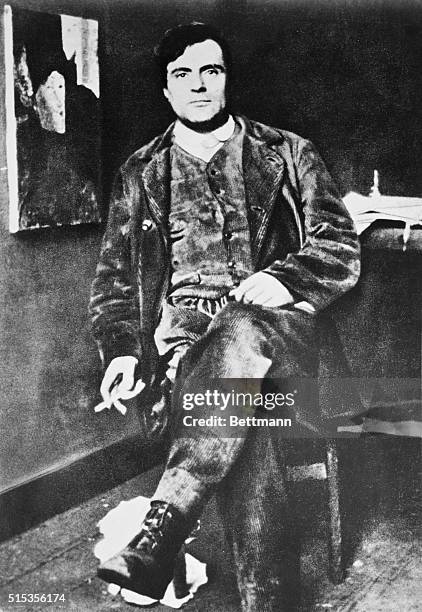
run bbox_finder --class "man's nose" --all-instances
[190,72,206,92]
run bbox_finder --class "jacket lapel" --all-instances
[142,149,171,227]
[242,124,285,263]
[141,123,174,229]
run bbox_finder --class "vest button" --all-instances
[224,231,233,240]
[141,219,153,231]
[227,260,236,269]
[210,168,219,176]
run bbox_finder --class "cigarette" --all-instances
[402,221,411,252]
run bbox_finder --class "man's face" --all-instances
[163,39,227,126]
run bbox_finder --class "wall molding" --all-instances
[0,435,166,542]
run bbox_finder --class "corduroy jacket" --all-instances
[90,115,360,385]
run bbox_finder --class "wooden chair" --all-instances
[285,438,343,584]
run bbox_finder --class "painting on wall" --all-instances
[3,5,101,233]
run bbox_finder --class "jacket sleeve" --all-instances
[263,139,360,311]
[89,168,142,370]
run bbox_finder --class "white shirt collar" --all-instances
[173,115,236,162]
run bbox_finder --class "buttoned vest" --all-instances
[168,123,254,299]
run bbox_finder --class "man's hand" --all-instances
[229,272,294,307]
[95,356,145,415]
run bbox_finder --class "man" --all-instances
[90,22,360,610]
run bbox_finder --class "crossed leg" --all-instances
[154,301,318,514]
[99,301,318,609]
[153,301,318,610]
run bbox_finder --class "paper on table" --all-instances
[342,191,422,235]
[337,419,422,437]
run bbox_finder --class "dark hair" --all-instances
[155,22,232,86]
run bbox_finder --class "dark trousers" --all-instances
[154,300,319,610]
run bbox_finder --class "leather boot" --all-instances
[97,500,193,600]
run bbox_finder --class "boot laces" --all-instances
[137,503,173,551]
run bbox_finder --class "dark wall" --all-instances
[102,0,422,200]
[1,0,421,495]
[232,0,422,198]
[0,0,140,495]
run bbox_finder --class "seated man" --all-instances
[90,22,360,611]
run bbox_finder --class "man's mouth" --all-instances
[189,100,212,106]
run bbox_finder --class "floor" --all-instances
[0,437,420,612]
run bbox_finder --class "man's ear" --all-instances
[163,88,169,101]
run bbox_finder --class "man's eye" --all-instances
[205,68,218,75]
[175,72,187,78]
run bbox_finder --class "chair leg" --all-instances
[326,439,343,583]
